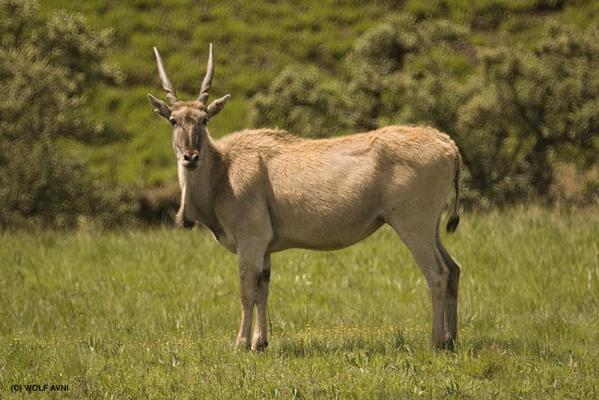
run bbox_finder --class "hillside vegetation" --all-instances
[2,0,599,226]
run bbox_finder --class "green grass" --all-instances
[1,208,598,398]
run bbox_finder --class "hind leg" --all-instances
[437,232,460,347]
[252,254,271,352]
[389,218,449,348]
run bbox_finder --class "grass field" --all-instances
[1,208,598,398]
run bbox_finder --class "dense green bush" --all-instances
[249,65,355,138]
[402,22,599,204]
[0,0,134,228]
[458,24,599,202]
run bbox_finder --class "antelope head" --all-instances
[148,44,230,170]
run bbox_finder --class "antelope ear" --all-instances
[206,94,231,118]
[148,94,171,119]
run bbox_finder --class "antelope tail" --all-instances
[446,153,461,233]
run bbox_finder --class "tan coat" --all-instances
[148,45,462,351]
[204,126,459,253]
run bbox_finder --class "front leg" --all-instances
[235,245,267,351]
[252,254,271,352]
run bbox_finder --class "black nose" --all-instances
[183,152,200,162]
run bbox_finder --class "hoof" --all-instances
[251,338,268,352]
[235,337,251,351]
[435,338,457,351]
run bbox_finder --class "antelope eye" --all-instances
[169,117,177,126]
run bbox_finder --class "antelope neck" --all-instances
[184,137,225,236]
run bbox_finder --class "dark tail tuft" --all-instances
[446,152,461,234]
[446,215,460,233]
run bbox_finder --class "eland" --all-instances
[148,44,463,351]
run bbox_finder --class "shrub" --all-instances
[249,65,355,137]
[457,23,599,202]
[0,0,134,229]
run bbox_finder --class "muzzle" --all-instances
[182,151,200,170]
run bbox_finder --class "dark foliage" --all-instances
[0,0,133,228]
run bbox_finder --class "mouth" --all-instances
[181,160,198,170]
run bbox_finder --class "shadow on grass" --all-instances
[463,334,575,363]
[273,330,574,364]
